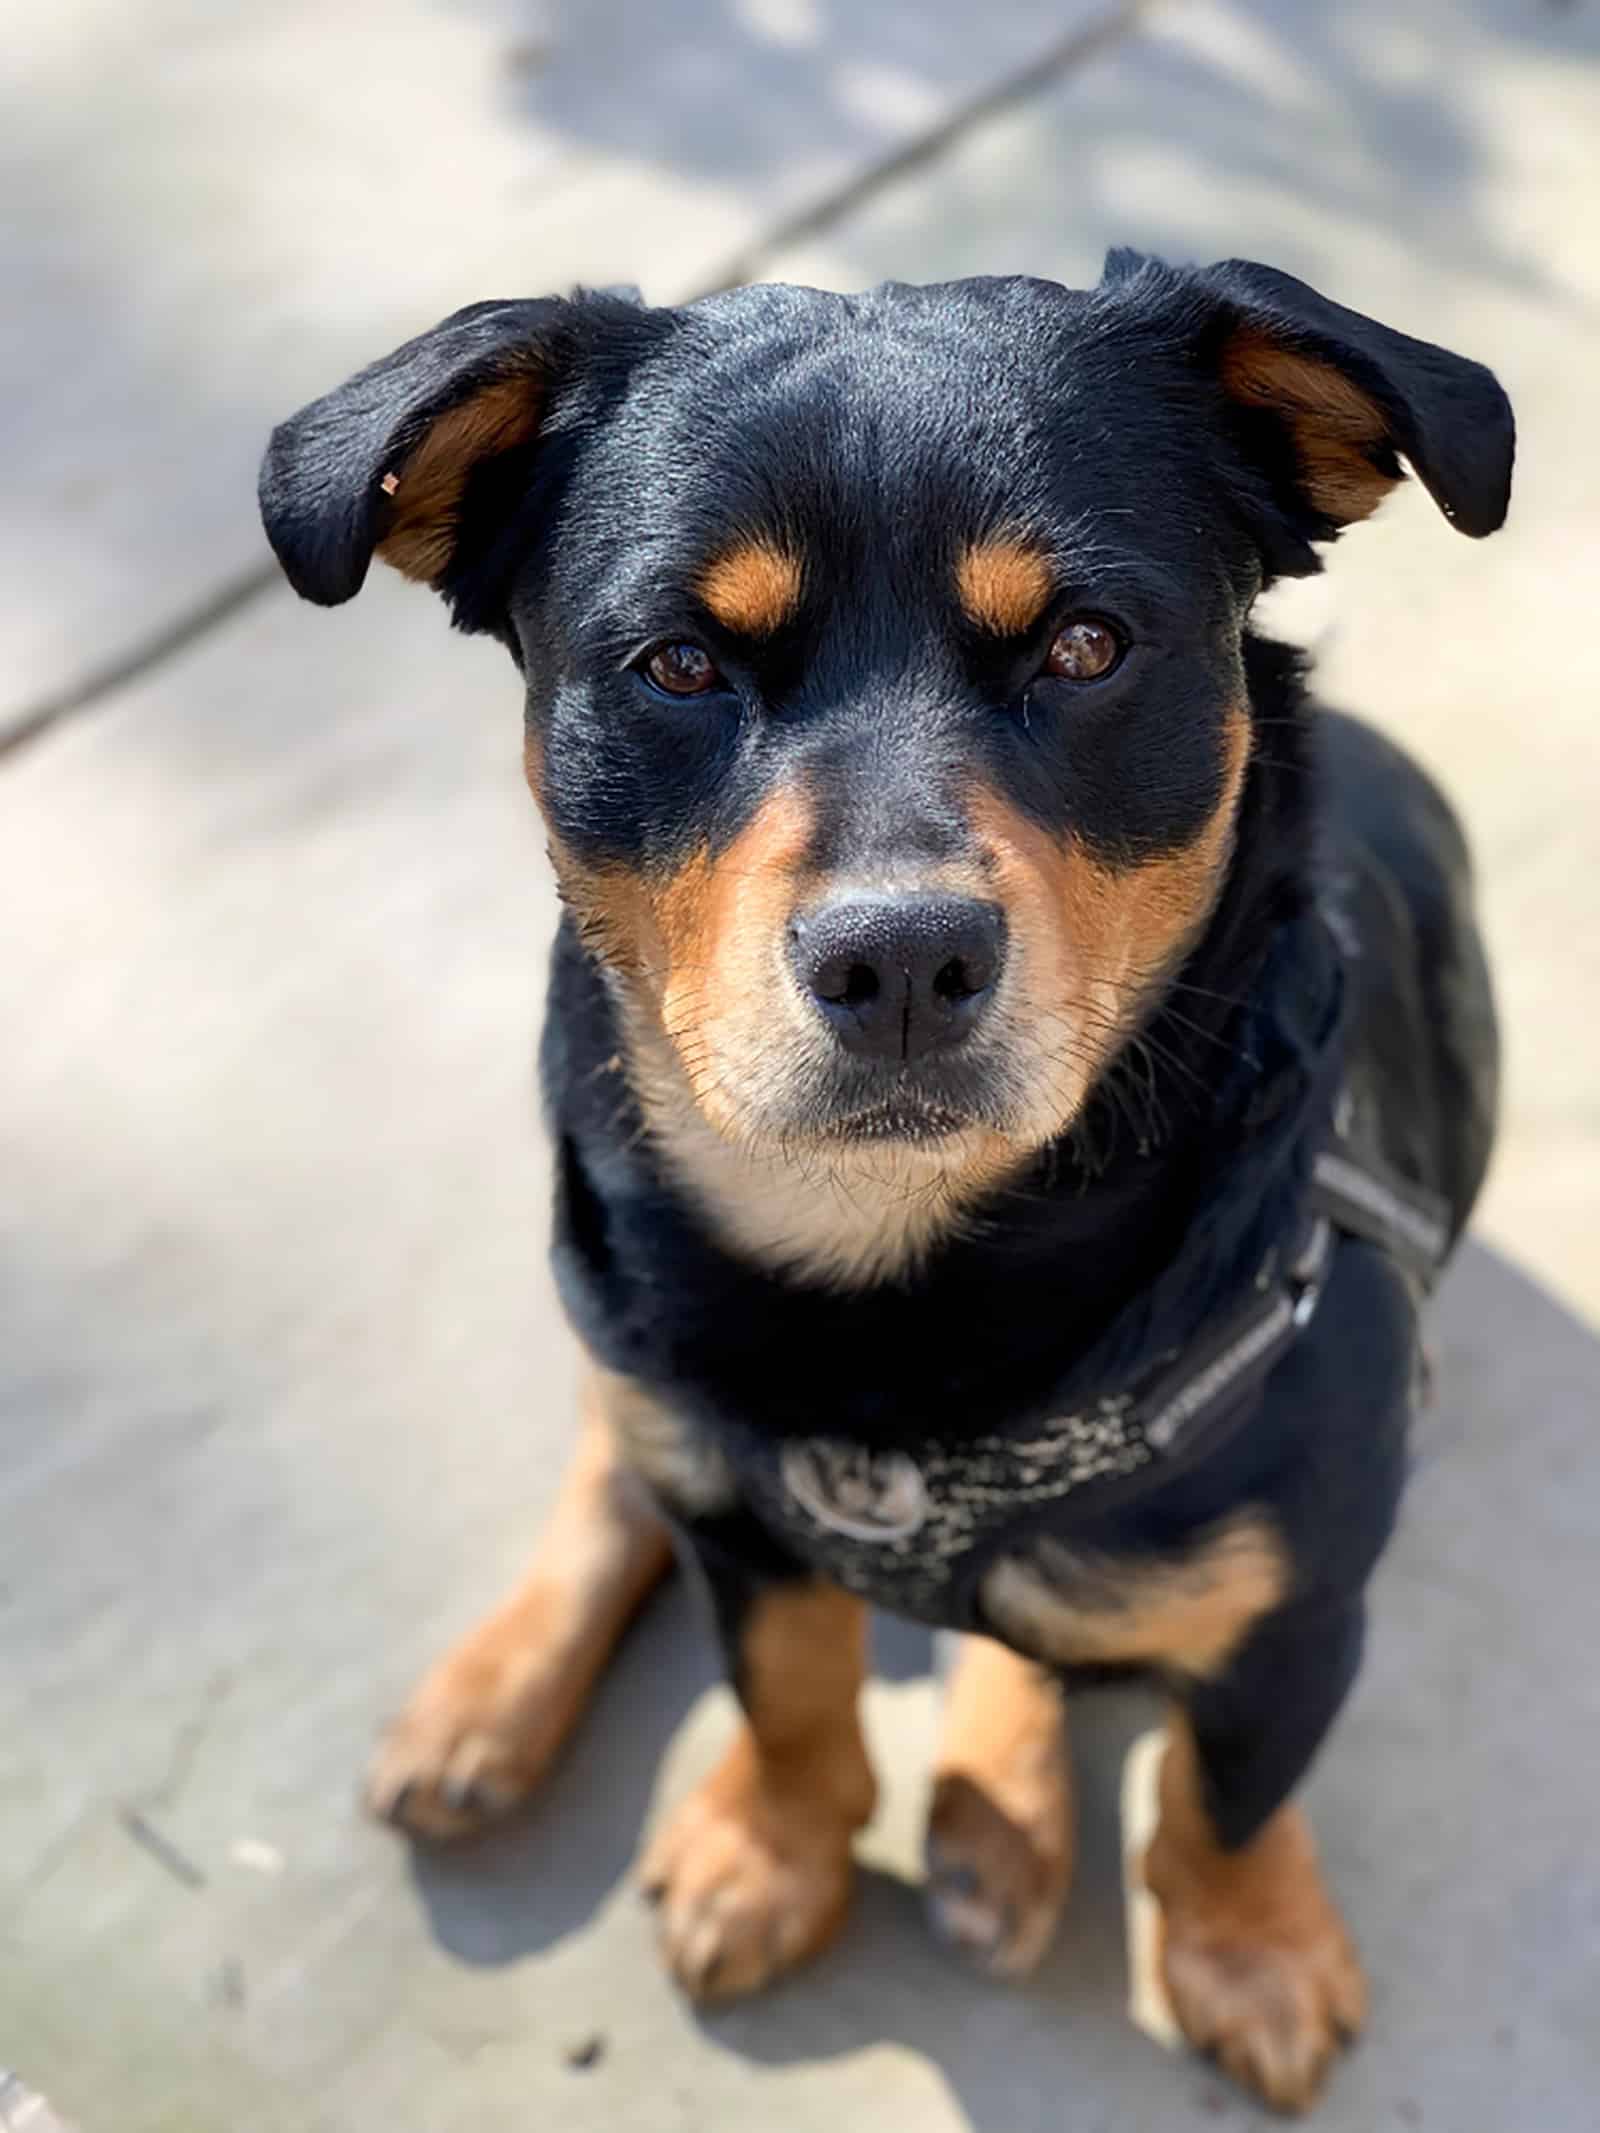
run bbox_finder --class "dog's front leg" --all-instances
[367,1365,676,1839]
[1143,1601,1369,2115]
[641,1545,877,2002]
[925,1636,1074,1976]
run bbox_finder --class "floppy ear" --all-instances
[1101,249,1514,565]
[258,290,655,621]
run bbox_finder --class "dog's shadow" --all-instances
[403,1600,1235,2125]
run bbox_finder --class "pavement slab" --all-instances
[4,0,1598,2127]
[1,0,1125,740]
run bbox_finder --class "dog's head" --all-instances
[263,255,1511,1218]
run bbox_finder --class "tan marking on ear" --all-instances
[365,1363,676,1841]
[982,1512,1288,1679]
[697,541,804,637]
[1221,328,1397,526]
[376,371,545,584]
[955,539,1056,635]
[1140,1711,1367,2111]
[639,1582,875,2000]
[927,1637,1073,1976]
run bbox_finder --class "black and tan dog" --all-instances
[260,252,1512,2113]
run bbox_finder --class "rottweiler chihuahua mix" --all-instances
[261,251,1511,2113]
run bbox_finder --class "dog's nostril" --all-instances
[932,955,980,1003]
[813,958,881,1008]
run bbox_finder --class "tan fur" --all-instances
[633,1021,1020,1284]
[640,1584,876,2000]
[697,541,804,637]
[966,701,1252,1151]
[604,1366,736,1515]
[955,538,1056,635]
[542,711,1248,1288]
[982,1512,1288,1679]
[366,1366,675,1840]
[926,1637,1073,1976]
[1143,1712,1367,2113]
[1221,329,1397,525]
[549,784,1022,1284]
[376,372,545,585]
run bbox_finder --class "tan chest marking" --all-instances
[983,1514,1288,1679]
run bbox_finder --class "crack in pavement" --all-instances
[705,0,1148,293]
[112,1667,235,1892]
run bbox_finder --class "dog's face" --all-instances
[263,256,1511,1187]
[520,276,1264,1168]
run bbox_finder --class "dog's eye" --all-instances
[1043,617,1123,683]
[642,642,722,697]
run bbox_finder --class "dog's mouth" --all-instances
[815,1098,975,1147]
[793,1052,1016,1150]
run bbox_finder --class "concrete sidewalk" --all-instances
[3,3,1597,2128]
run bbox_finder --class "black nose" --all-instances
[790,894,1006,1063]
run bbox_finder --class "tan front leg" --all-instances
[925,1635,1073,1975]
[640,1583,876,2002]
[368,1368,675,1840]
[1144,1714,1367,2115]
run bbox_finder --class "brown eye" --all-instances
[644,641,720,696]
[1044,617,1122,682]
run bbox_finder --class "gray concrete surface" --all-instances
[3,1,1598,2128]
[1,0,1118,738]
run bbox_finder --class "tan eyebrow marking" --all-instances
[697,541,804,637]
[955,539,1056,635]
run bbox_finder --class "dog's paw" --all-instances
[924,1770,1070,1977]
[366,1644,569,1841]
[1162,1915,1367,2116]
[640,1764,857,2002]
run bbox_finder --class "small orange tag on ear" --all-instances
[379,471,400,496]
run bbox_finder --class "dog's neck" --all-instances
[619,633,1316,1301]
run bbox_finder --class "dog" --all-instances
[260,251,1512,2113]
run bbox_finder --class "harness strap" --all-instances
[1136,1091,1450,1460]
[762,1086,1456,1580]
[1140,1214,1334,1453]
[1309,1146,1451,1284]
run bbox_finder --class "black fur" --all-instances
[261,253,1511,1854]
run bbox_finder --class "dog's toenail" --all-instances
[932,1862,979,1899]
